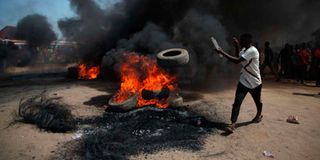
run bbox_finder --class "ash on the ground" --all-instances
[58,105,224,160]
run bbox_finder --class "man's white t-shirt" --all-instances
[239,46,262,89]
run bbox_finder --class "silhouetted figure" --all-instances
[278,43,293,80]
[0,43,8,72]
[287,45,295,78]
[291,44,301,81]
[297,43,311,84]
[261,41,278,79]
[314,47,320,87]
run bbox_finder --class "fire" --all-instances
[78,63,100,80]
[113,53,176,108]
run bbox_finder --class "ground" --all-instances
[0,75,319,160]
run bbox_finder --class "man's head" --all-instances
[285,43,289,47]
[265,41,270,47]
[240,33,252,48]
[285,43,289,49]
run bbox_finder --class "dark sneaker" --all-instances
[225,124,236,133]
[251,115,263,123]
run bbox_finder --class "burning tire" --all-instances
[107,93,138,112]
[141,87,170,100]
[157,48,189,67]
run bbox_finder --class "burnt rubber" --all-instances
[107,94,138,112]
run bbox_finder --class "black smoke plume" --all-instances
[58,0,195,65]
[312,28,320,46]
[59,0,320,80]
[16,14,57,48]
[215,0,320,46]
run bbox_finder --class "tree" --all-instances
[16,14,57,48]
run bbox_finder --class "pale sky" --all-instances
[0,0,119,38]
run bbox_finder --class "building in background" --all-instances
[0,26,78,71]
[0,26,17,39]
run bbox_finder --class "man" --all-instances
[291,44,301,82]
[313,47,320,87]
[215,33,263,132]
[278,43,293,80]
[261,41,278,79]
[297,43,311,84]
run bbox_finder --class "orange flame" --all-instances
[113,53,176,108]
[78,63,100,80]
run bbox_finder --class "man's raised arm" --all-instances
[215,48,245,64]
[214,37,244,64]
[233,37,240,57]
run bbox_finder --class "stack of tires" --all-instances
[106,48,189,112]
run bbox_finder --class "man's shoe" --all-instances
[251,115,263,123]
[225,123,236,133]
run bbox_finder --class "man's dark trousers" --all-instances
[231,82,263,123]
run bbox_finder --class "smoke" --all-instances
[58,0,195,64]
[112,23,182,54]
[16,14,57,48]
[215,0,320,46]
[312,29,320,46]
[59,0,320,81]
[168,10,230,82]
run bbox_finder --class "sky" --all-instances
[0,0,119,38]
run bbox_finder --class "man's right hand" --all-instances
[215,48,224,54]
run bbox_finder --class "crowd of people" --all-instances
[257,41,320,87]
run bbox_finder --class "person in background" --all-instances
[278,43,293,81]
[297,43,311,84]
[261,41,278,79]
[291,44,301,81]
[287,44,295,78]
[0,42,9,72]
[313,47,320,87]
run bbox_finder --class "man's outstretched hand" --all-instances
[215,48,224,54]
[214,37,243,64]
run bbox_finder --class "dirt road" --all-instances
[0,77,319,160]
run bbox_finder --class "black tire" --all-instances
[67,66,79,79]
[107,94,138,112]
[141,86,170,100]
[157,48,189,67]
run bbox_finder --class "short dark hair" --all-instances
[265,41,270,46]
[240,33,252,43]
[240,33,252,40]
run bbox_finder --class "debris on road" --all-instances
[287,115,300,124]
[262,150,274,158]
[18,92,76,132]
[72,133,83,140]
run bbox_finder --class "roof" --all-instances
[0,26,17,39]
[0,39,77,46]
